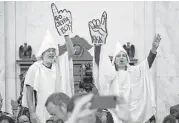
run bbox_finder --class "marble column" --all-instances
[143,2,159,122]
[144,0,157,109]
[134,1,158,121]
[144,2,156,57]
[155,1,179,123]
[0,1,6,111]
[4,1,17,113]
[15,2,28,102]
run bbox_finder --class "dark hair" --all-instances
[149,115,156,122]
[79,82,94,93]
[67,93,88,112]
[45,92,70,107]
[96,109,114,123]
[0,115,15,123]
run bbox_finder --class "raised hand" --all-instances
[152,34,161,50]
[110,95,129,122]
[67,94,96,123]
[88,11,108,46]
[51,3,72,36]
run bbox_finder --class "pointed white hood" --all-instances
[112,41,130,65]
[36,30,58,58]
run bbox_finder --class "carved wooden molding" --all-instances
[71,35,93,50]
[16,60,36,69]
[58,35,93,60]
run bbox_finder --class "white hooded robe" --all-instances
[92,42,156,123]
[22,30,74,123]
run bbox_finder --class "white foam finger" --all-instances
[63,9,67,13]
[157,34,160,40]
[89,21,95,29]
[154,34,156,39]
[96,19,100,27]
[92,19,97,27]
[58,10,63,17]
[51,3,59,19]
[101,11,107,25]
[66,11,72,21]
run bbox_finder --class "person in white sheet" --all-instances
[22,29,74,123]
[88,11,161,123]
[22,4,75,123]
[21,30,74,123]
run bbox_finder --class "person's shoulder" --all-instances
[29,60,43,70]
[32,60,43,66]
[0,113,14,122]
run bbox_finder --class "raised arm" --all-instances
[66,94,95,123]
[88,11,107,67]
[88,12,116,94]
[64,35,74,59]
[51,3,74,59]
[94,45,101,67]
[147,50,157,69]
[147,34,161,68]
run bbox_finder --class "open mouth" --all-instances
[119,59,124,63]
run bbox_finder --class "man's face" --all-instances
[114,51,128,70]
[46,102,67,121]
[42,48,56,64]
[12,108,19,118]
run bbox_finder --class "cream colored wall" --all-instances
[155,2,179,123]
[0,1,5,111]
[16,1,147,62]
